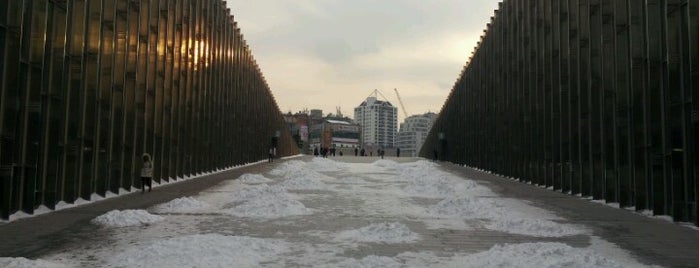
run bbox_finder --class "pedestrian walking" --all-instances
[354,147,358,156]
[268,147,275,163]
[396,147,400,158]
[141,153,153,193]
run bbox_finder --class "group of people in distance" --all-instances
[138,144,406,193]
[310,146,401,159]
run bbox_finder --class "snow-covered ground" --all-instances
[1,157,659,267]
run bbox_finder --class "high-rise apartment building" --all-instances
[354,96,398,150]
[396,112,438,157]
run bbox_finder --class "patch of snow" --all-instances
[485,218,586,237]
[335,222,420,244]
[402,173,487,198]
[74,198,90,205]
[267,160,308,177]
[151,197,212,214]
[446,242,625,268]
[1,158,281,223]
[372,159,400,169]
[32,205,52,215]
[107,234,290,268]
[428,196,500,219]
[224,197,313,219]
[236,173,274,184]
[54,201,75,210]
[307,157,348,172]
[654,215,674,222]
[92,209,164,227]
[220,184,313,219]
[331,255,402,268]
[592,200,621,209]
[0,257,66,268]
[223,184,288,203]
[8,211,32,221]
[278,175,328,190]
[587,236,663,267]
[332,176,368,184]
[105,191,119,198]
[90,193,105,202]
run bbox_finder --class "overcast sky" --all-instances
[225,1,500,122]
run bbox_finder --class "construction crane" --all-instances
[393,88,409,118]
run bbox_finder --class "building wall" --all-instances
[0,0,297,220]
[421,0,699,225]
[354,97,397,149]
[397,113,437,157]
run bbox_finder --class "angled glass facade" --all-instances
[422,0,699,226]
[0,0,297,220]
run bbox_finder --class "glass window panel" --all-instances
[0,0,7,24]
[29,1,47,65]
[6,1,22,27]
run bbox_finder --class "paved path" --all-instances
[439,162,699,267]
[0,156,697,267]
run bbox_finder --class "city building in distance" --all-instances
[396,112,438,157]
[354,90,398,153]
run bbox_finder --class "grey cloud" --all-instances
[245,0,497,64]
[227,0,500,114]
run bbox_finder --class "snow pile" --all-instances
[108,234,289,268]
[225,196,312,219]
[92,209,164,227]
[222,184,312,219]
[403,172,484,198]
[447,242,625,268]
[236,173,274,184]
[151,197,212,214]
[334,176,368,184]
[268,160,330,181]
[372,159,399,169]
[428,196,500,219]
[278,175,328,190]
[335,222,420,244]
[307,157,348,172]
[427,195,583,237]
[224,184,288,203]
[0,257,65,268]
[400,159,439,170]
[332,255,402,268]
[267,160,308,177]
[486,218,585,237]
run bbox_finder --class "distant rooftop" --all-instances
[326,119,351,125]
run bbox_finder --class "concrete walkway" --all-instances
[440,162,699,267]
[1,156,698,267]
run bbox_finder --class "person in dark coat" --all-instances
[354,147,358,156]
[141,153,153,193]
[396,147,400,158]
[314,147,319,156]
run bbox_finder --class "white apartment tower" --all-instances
[396,112,438,157]
[354,96,398,150]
